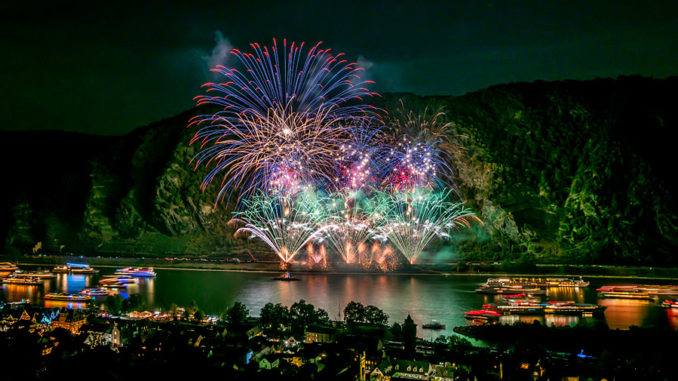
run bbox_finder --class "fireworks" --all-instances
[317,191,382,264]
[374,189,478,264]
[230,189,326,264]
[189,39,477,268]
[382,102,457,191]
[190,39,381,204]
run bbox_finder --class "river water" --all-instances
[2,268,677,338]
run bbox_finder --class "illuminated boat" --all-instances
[542,301,605,315]
[422,320,446,330]
[114,267,156,277]
[100,275,138,283]
[1,274,42,285]
[273,272,300,281]
[44,293,92,302]
[79,288,110,297]
[475,285,546,295]
[0,262,19,272]
[12,270,56,279]
[596,285,654,300]
[661,299,678,309]
[52,263,99,274]
[480,277,589,289]
[464,309,503,321]
[98,278,128,288]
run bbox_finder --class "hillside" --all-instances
[2,76,677,265]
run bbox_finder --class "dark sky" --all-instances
[2,0,677,135]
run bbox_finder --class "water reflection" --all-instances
[598,298,652,329]
[1,270,675,333]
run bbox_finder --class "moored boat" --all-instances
[52,263,99,274]
[596,285,654,300]
[44,293,92,302]
[273,272,300,281]
[422,320,446,330]
[79,288,110,297]
[114,267,156,277]
[0,262,19,272]
[464,309,503,321]
[661,299,678,309]
[1,274,42,286]
[12,270,55,279]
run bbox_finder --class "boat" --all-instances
[422,320,446,330]
[596,285,654,300]
[464,309,503,321]
[79,288,110,297]
[114,267,156,277]
[475,285,546,295]
[1,274,42,286]
[661,299,678,309]
[479,277,589,289]
[52,263,99,274]
[98,278,129,288]
[44,293,92,302]
[12,270,55,279]
[273,272,300,281]
[100,275,138,283]
[0,262,19,272]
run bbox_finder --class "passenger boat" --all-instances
[422,320,446,330]
[12,270,55,279]
[0,262,19,272]
[596,285,654,300]
[661,299,678,309]
[114,267,156,277]
[98,278,129,288]
[44,293,92,302]
[100,275,137,283]
[475,285,546,295]
[273,272,300,281]
[480,277,589,289]
[79,288,110,297]
[1,274,42,286]
[464,309,503,321]
[52,263,99,274]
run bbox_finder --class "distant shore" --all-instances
[5,255,678,279]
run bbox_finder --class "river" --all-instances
[2,268,677,338]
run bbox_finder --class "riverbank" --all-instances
[5,254,678,279]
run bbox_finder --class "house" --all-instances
[391,359,432,380]
[51,310,87,334]
[431,364,455,381]
[370,358,393,381]
[305,325,338,344]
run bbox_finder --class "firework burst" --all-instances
[189,39,381,205]
[375,189,478,264]
[230,189,326,264]
[382,102,457,191]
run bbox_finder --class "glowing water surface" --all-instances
[1,270,674,337]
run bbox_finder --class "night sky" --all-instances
[2,1,676,135]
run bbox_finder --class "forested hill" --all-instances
[2,76,677,265]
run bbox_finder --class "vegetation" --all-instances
[2,77,678,265]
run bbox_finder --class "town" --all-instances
[2,297,674,380]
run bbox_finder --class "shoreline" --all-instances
[11,260,678,280]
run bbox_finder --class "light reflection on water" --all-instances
[1,270,675,336]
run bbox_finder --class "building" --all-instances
[51,310,86,334]
[305,325,338,344]
[391,359,432,380]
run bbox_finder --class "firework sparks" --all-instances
[375,189,478,264]
[230,189,326,264]
[189,39,381,205]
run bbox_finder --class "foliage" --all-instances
[223,301,250,325]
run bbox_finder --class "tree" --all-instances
[187,300,199,315]
[169,303,179,320]
[403,314,417,354]
[123,294,142,312]
[391,322,402,338]
[289,299,326,336]
[365,305,388,326]
[224,301,249,325]
[260,303,290,332]
[343,301,366,325]
[194,309,205,322]
[104,294,123,315]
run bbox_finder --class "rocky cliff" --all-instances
[2,76,676,264]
